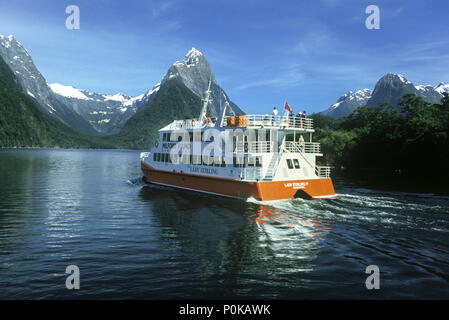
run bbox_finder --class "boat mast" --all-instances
[198,79,213,127]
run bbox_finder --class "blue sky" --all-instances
[1,0,448,114]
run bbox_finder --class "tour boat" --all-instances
[140,82,335,201]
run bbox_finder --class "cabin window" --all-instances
[233,156,243,167]
[286,159,293,169]
[165,153,170,163]
[153,153,156,161]
[256,156,262,167]
[156,153,160,162]
[293,159,300,169]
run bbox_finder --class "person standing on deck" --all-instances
[295,112,302,128]
[301,110,306,128]
[298,134,305,152]
[272,107,278,126]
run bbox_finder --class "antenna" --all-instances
[198,79,213,127]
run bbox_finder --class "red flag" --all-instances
[284,101,293,115]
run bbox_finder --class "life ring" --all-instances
[155,140,159,148]
[244,142,248,152]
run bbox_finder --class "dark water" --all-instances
[0,149,448,299]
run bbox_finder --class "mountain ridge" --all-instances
[321,73,448,118]
[0,55,114,148]
[0,35,243,135]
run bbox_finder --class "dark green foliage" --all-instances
[313,93,449,182]
[106,79,202,149]
[0,56,115,149]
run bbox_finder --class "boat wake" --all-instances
[127,176,146,187]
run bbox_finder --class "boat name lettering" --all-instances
[189,166,218,175]
[284,182,309,189]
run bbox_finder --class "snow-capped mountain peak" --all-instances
[325,89,372,115]
[397,74,412,84]
[172,47,205,70]
[46,81,161,133]
[49,83,93,100]
[186,47,203,58]
[435,82,449,94]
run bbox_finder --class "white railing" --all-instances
[235,141,273,153]
[283,141,321,154]
[223,115,313,130]
[168,118,199,130]
[316,166,331,178]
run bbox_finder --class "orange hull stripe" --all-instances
[141,161,335,201]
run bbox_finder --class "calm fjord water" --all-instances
[0,149,448,299]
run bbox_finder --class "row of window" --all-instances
[286,159,301,169]
[152,153,262,168]
[161,130,272,143]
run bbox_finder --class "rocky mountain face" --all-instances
[321,89,372,119]
[0,34,159,135]
[366,73,443,108]
[321,73,449,118]
[0,55,113,148]
[49,83,159,135]
[109,78,203,149]
[162,48,244,118]
[1,36,243,135]
[0,35,96,134]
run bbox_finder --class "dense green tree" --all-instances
[313,93,449,183]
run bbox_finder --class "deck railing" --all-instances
[223,115,313,130]
[234,141,273,153]
[316,166,331,178]
[168,118,199,130]
[283,141,321,154]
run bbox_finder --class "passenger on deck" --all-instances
[295,112,302,128]
[272,107,278,126]
[298,135,305,152]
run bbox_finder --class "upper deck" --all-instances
[160,114,314,132]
